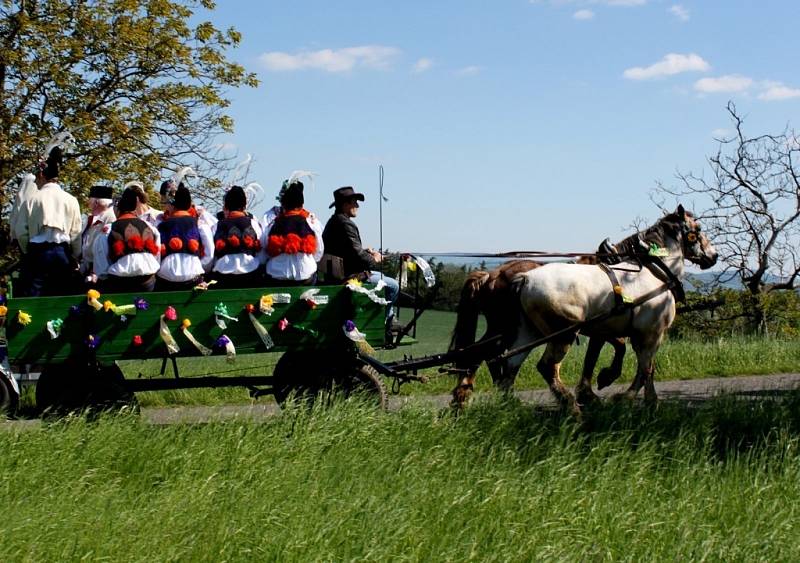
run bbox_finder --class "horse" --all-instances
[501,205,716,414]
[449,254,628,409]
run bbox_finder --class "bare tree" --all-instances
[658,101,800,332]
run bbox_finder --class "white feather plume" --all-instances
[286,170,317,190]
[171,166,197,187]
[42,130,76,160]
[229,154,252,186]
[243,182,265,211]
[123,180,144,191]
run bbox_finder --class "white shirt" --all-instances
[92,221,161,279]
[157,216,215,282]
[263,210,324,281]
[212,216,265,275]
[29,183,72,244]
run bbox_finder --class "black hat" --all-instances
[118,187,139,213]
[159,179,176,196]
[329,186,365,209]
[172,185,192,210]
[224,185,247,211]
[281,181,304,210]
[89,185,113,199]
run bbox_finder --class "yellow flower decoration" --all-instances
[87,289,103,311]
[260,295,273,309]
[17,311,32,326]
[0,305,7,317]
[181,318,192,330]
[103,300,116,312]
[406,261,418,272]
[347,278,362,287]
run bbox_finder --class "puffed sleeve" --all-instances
[307,213,324,261]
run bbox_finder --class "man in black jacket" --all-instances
[322,186,399,323]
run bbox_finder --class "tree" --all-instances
[0,0,258,236]
[658,102,800,332]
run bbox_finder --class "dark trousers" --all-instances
[23,242,73,296]
[155,276,204,292]
[212,269,265,289]
[102,274,156,294]
[264,272,317,287]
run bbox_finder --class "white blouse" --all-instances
[262,210,324,281]
[212,216,266,275]
[93,223,161,278]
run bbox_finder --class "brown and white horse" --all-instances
[449,259,626,409]
[505,206,716,413]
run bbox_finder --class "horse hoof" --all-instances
[597,367,621,390]
[576,387,601,406]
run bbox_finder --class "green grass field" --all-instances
[115,309,800,407]
[2,395,800,560]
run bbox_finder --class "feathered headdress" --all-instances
[278,170,317,201]
[170,165,197,188]
[41,131,76,162]
[224,154,265,212]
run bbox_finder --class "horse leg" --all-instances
[597,337,627,390]
[537,339,580,416]
[451,365,480,409]
[575,336,604,405]
[617,332,662,404]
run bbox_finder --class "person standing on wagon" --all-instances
[322,187,399,323]
[91,187,161,293]
[16,146,82,296]
[80,184,116,286]
[262,179,323,286]
[211,185,264,288]
[155,185,214,290]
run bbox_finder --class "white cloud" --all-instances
[259,45,401,73]
[455,65,482,76]
[694,74,753,93]
[413,58,434,73]
[604,0,645,5]
[711,128,731,139]
[573,9,595,19]
[758,81,800,101]
[623,53,710,80]
[669,4,689,21]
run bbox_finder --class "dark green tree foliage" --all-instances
[0,0,258,230]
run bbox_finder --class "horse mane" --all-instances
[612,211,687,257]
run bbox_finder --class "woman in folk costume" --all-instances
[92,187,161,293]
[16,142,83,296]
[211,185,264,288]
[155,185,214,290]
[80,184,116,286]
[262,173,324,286]
[121,181,161,229]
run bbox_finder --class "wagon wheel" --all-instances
[0,373,19,417]
[36,361,137,416]
[334,364,388,411]
[272,352,387,411]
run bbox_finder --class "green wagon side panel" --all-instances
[4,286,385,364]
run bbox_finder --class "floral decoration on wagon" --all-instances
[180,318,212,356]
[159,306,180,355]
[215,335,236,362]
[46,318,63,340]
[214,302,238,330]
[245,304,274,350]
[343,320,375,355]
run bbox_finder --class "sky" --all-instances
[204,0,800,256]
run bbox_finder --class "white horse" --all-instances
[506,205,717,414]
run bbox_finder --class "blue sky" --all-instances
[206,0,800,255]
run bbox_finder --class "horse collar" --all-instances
[644,256,686,303]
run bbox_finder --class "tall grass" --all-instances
[2,396,800,560]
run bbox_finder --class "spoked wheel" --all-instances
[0,373,19,417]
[272,351,387,411]
[36,360,137,416]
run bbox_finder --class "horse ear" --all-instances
[676,204,686,219]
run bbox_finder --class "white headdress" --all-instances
[170,165,197,187]
[278,170,317,201]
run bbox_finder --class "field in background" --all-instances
[2,396,800,560]
[118,310,800,407]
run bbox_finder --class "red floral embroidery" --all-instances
[243,235,255,249]
[168,237,183,251]
[111,240,125,257]
[301,234,317,254]
[227,235,240,248]
[144,239,159,256]
[187,239,200,254]
[284,233,302,254]
[267,234,284,257]
[127,235,144,251]
[215,239,226,253]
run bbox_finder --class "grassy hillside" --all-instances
[2,396,800,560]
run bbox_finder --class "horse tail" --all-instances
[449,270,490,352]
